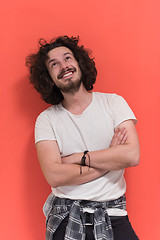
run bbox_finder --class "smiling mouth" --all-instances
[58,67,76,79]
[62,71,73,78]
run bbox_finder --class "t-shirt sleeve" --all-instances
[35,112,56,144]
[109,94,137,128]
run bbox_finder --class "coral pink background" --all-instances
[1,1,160,239]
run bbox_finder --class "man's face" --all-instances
[46,46,82,93]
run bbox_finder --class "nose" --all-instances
[60,61,69,71]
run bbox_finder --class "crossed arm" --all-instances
[36,120,139,188]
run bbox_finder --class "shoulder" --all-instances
[93,92,136,123]
[93,91,119,98]
[36,104,62,121]
[93,92,123,104]
[35,106,59,143]
[93,92,133,112]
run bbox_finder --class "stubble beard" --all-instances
[56,72,82,93]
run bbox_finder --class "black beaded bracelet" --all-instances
[81,150,89,166]
[80,150,89,174]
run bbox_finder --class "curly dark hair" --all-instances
[25,36,97,105]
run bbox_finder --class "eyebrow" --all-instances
[48,52,73,65]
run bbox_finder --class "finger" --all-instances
[121,135,128,144]
[114,127,120,133]
[116,128,127,143]
[110,128,119,146]
[110,127,127,146]
[118,128,127,144]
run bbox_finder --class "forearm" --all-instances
[86,144,139,171]
[87,122,140,170]
[45,162,107,188]
[62,120,140,171]
[62,144,139,172]
[36,141,107,189]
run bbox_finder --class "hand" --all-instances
[110,127,127,147]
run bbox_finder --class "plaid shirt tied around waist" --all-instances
[44,193,126,240]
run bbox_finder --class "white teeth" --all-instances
[63,72,73,78]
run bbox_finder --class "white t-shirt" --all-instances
[35,92,137,215]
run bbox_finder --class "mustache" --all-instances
[57,67,77,79]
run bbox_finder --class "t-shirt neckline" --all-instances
[60,92,95,118]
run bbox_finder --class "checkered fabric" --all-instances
[45,194,126,240]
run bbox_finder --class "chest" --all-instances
[52,105,114,156]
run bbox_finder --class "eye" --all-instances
[65,56,71,61]
[51,62,58,67]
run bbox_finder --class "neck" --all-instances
[61,84,92,115]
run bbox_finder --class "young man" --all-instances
[26,36,140,240]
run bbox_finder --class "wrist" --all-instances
[80,151,91,174]
[86,151,91,168]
